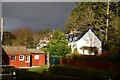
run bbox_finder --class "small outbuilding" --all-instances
[2,46,45,67]
[27,49,45,66]
[2,46,31,67]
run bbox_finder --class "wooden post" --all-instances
[47,52,50,68]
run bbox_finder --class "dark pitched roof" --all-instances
[76,28,101,41]
[2,46,30,55]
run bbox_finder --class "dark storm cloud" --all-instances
[2,2,75,31]
[0,2,1,12]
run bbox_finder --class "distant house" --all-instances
[36,39,49,49]
[68,28,102,55]
[36,33,52,49]
[2,46,45,67]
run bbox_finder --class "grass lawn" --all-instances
[27,65,48,73]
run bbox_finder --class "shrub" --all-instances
[49,65,111,79]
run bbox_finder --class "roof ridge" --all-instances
[75,28,101,41]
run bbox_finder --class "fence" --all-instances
[60,57,120,70]
[0,65,16,80]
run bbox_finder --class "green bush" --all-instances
[49,65,111,79]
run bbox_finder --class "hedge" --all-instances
[49,65,112,80]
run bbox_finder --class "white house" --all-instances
[36,33,53,49]
[36,38,49,49]
[68,28,102,55]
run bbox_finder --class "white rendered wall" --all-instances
[76,29,102,55]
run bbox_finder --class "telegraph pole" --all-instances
[1,17,3,43]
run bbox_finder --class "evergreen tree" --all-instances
[65,2,119,41]
[65,2,120,56]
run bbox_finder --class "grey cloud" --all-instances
[2,2,75,31]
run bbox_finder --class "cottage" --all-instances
[68,28,102,55]
[2,46,45,67]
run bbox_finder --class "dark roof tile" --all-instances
[76,28,101,41]
[2,46,30,55]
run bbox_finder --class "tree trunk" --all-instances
[106,0,109,41]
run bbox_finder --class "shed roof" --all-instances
[2,46,30,55]
[27,49,45,54]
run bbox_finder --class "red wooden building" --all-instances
[2,46,45,67]
[27,49,45,66]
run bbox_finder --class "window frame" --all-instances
[25,55,30,63]
[34,55,39,60]
[11,55,16,60]
[19,55,24,61]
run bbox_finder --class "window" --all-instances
[11,56,15,60]
[19,55,24,61]
[25,55,30,62]
[34,55,39,60]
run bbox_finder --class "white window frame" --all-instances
[19,55,24,61]
[34,55,39,60]
[11,55,16,60]
[25,55,30,63]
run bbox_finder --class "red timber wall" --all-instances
[8,55,30,67]
[31,53,45,66]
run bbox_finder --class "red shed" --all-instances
[2,46,45,68]
[27,49,45,66]
[2,46,31,67]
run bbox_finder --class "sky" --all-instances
[2,2,75,31]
